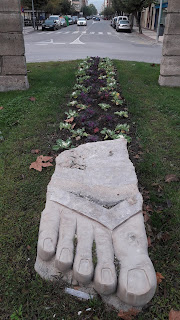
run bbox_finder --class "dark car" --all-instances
[72,16,78,23]
[42,19,59,31]
[68,17,73,25]
[93,16,100,21]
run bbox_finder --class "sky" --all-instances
[89,0,104,13]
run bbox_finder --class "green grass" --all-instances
[0,60,180,320]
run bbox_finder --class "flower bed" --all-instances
[53,57,132,151]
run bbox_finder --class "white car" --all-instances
[77,17,87,26]
[116,20,132,33]
[116,15,128,23]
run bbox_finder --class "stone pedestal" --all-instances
[159,0,180,87]
[0,0,29,91]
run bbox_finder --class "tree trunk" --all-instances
[134,11,142,34]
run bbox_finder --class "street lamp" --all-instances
[156,0,163,42]
[32,0,36,30]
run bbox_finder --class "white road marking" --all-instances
[90,32,95,34]
[35,39,65,45]
[107,32,112,35]
[53,42,66,44]
[82,31,87,34]
[98,32,103,34]
[72,31,79,34]
[70,38,84,44]
[64,31,70,34]
[35,43,49,45]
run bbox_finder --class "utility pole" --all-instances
[32,0,36,30]
[156,0,163,42]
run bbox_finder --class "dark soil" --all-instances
[53,57,139,159]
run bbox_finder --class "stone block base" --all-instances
[0,75,29,91]
[158,75,180,87]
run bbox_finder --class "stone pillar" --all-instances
[159,0,180,87]
[0,0,29,92]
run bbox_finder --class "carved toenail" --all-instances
[101,268,113,284]
[127,269,150,294]
[78,259,90,275]
[43,238,54,252]
[60,248,71,263]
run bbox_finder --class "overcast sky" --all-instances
[89,1,104,13]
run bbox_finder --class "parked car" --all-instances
[42,19,59,31]
[116,15,128,24]
[116,20,132,32]
[77,17,87,26]
[67,17,73,25]
[72,16,78,23]
[59,17,67,27]
[48,15,61,28]
[111,17,118,28]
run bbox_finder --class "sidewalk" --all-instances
[23,26,39,35]
[133,26,164,43]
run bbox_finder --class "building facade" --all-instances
[141,1,168,31]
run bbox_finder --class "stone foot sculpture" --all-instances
[35,138,157,307]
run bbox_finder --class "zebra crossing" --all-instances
[42,30,113,36]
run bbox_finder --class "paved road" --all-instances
[24,20,162,63]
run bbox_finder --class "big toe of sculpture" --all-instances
[35,138,157,307]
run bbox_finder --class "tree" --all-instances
[112,0,154,33]
[89,4,97,15]
[59,0,71,15]
[45,0,60,14]
[21,0,48,10]
[103,6,115,19]
[81,5,92,17]
[81,4,98,17]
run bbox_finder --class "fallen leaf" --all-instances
[169,309,180,320]
[156,272,165,284]
[0,106,4,110]
[143,204,153,212]
[76,136,81,141]
[27,245,31,250]
[39,155,53,162]
[118,308,140,320]
[94,127,99,133]
[143,211,150,222]
[29,155,53,172]
[65,116,74,123]
[31,149,40,154]
[151,63,155,67]
[71,123,76,129]
[41,162,53,168]
[133,154,140,159]
[29,96,36,102]
[29,161,43,172]
[73,286,80,290]
[165,174,179,183]
[147,236,152,247]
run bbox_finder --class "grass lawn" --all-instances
[0,60,179,320]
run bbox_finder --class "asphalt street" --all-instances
[24,19,163,63]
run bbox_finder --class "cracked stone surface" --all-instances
[35,138,157,308]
